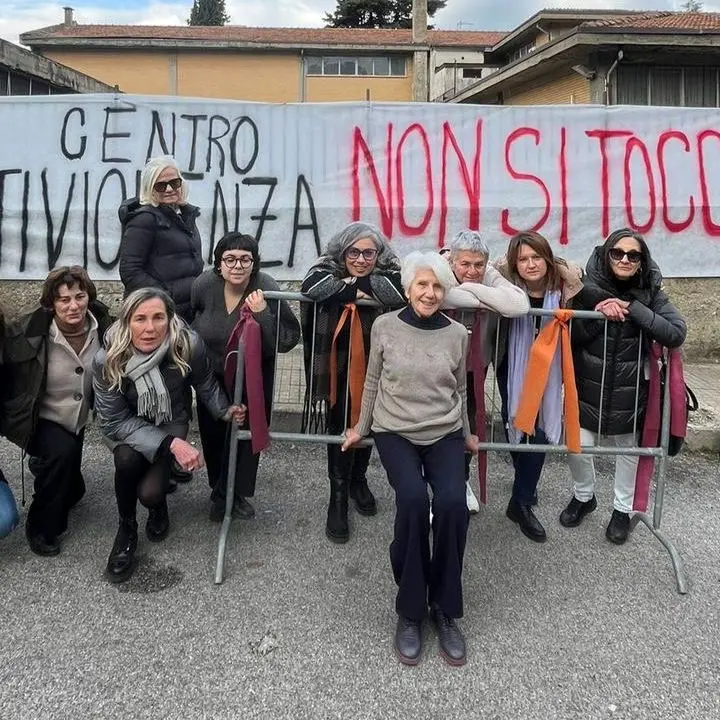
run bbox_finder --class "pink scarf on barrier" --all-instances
[633,343,687,512]
[224,305,270,455]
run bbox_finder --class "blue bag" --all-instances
[0,472,19,538]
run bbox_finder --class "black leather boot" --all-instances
[506,499,546,543]
[106,518,138,583]
[349,446,377,516]
[325,445,350,543]
[146,500,170,542]
[326,475,349,543]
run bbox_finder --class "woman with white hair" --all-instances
[343,251,479,667]
[118,156,203,323]
[93,288,244,583]
[300,221,405,544]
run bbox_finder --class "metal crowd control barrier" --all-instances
[215,291,685,596]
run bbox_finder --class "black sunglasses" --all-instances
[154,177,183,193]
[609,248,642,263]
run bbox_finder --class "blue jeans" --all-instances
[0,471,19,539]
[498,357,547,506]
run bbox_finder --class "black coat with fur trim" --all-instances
[571,240,687,436]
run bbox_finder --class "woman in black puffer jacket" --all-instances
[560,228,686,545]
[118,156,203,322]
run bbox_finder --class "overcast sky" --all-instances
[2,1,717,46]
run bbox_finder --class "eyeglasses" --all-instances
[222,255,254,269]
[609,248,642,263]
[154,177,183,193]
[345,248,378,262]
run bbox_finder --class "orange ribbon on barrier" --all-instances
[513,309,581,453]
[329,303,366,427]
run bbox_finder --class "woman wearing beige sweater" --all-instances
[343,251,479,668]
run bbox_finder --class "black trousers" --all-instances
[326,368,372,481]
[374,430,469,622]
[26,419,85,541]
[196,399,259,502]
[497,357,546,505]
[113,444,172,520]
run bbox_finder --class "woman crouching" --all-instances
[343,251,479,667]
[93,288,244,583]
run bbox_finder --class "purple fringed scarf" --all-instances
[507,290,563,444]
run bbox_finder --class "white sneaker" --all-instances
[466,482,480,514]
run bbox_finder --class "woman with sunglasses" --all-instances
[562,228,686,545]
[191,232,300,521]
[300,222,405,544]
[118,156,203,323]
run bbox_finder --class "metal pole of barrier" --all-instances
[632,332,643,438]
[215,339,245,585]
[632,354,688,594]
[490,317,500,443]
[597,319,609,438]
[270,299,281,427]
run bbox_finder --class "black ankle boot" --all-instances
[349,476,377,516]
[349,447,376,516]
[146,500,169,542]
[606,510,630,545]
[326,476,349,543]
[106,518,138,583]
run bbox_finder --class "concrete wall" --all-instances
[1,278,717,362]
[503,71,591,105]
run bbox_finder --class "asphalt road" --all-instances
[1,428,719,720]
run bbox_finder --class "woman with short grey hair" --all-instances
[344,250,479,667]
[118,156,203,322]
[448,229,490,260]
[301,221,405,544]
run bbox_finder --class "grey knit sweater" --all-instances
[354,308,470,445]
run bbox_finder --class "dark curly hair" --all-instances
[39,266,97,310]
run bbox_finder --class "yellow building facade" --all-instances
[21,20,502,103]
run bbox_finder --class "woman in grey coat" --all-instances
[93,288,244,583]
[300,222,405,544]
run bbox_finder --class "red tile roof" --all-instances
[21,24,507,48]
[582,11,720,32]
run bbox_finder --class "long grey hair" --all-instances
[103,288,192,390]
[315,221,400,277]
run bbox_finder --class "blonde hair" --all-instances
[103,288,192,390]
[139,156,189,207]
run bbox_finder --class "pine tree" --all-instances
[187,0,230,26]
[680,0,703,10]
[324,0,448,29]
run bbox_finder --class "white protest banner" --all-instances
[0,94,718,279]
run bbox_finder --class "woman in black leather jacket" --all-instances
[560,229,686,545]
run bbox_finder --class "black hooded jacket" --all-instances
[572,233,687,436]
[118,198,203,321]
